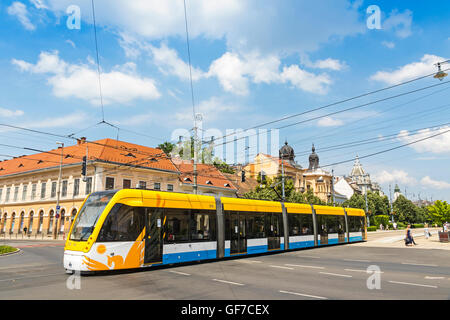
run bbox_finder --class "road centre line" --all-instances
[298,255,321,259]
[284,264,325,269]
[401,262,438,267]
[269,265,294,270]
[388,280,437,288]
[212,279,245,286]
[424,276,445,280]
[344,268,384,273]
[343,259,371,263]
[319,272,352,278]
[279,290,327,300]
[168,270,191,276]
[237,260,262,264]
[0,273,62,282]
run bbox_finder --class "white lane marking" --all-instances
[402,262,438,267]
[269,265,294,270]
[344,268,384,274]
[388,281,437,288]
[279,290,327,300]
[343,259,371,263]
[212,279,245,286]
[319,272,352,278]
[285,264,325,269]
[424,276,445,280]
[298,255,321,259]
[168,270,191,276]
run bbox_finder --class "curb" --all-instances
[0,248,21,257]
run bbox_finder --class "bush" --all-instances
[367,226,377,232]
[372,215,390,228]
[412,224,424,228]
[397,222,406,228]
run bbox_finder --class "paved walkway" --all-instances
[351,228,450,250]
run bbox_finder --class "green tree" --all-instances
[158,141,176,155]
[393,195,426,224]
[427,200,450,231]
[212,158,235,174]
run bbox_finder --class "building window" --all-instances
[41,182,46,199]
[167,184,174,192]
[0,188,2,202]
[62,180,68,197]
[73,179,80,197]
[51,181,57,198]
[6,187,11,203]
[22,185,27,201]
[123,179,131,189]
[139,181,146,189]
[154,182,161,191]
[85,177,92,195]
[31,184,36,200]
[105,177,115,190]
[28,212,33,232]
[13,186,19,202]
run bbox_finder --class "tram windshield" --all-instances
[69,190,116,241]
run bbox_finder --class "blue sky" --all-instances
[0,0,449,201]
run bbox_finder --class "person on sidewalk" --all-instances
[405,224,417,246]
[424,223,430,239]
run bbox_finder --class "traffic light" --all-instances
[81,156,87,180]
[241,170,246,182]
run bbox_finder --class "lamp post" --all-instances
[53,142,64,240]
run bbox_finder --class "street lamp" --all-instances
[434,60,449,81]
[53,142,64,240]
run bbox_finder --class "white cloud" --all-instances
[301,55,347,71]
[421,176,450,189]
[30,0,48,9]
[12,51,161,106]
[373,169,417,185]
[381,41,395,49]
[175,96,240,123]
[280,65,331,95]
[44,0,363,56]
[7,1,36,31]
[317,117,344,127]
[383,9,413,39]
[397,126,450,154]
[149,43,205,82]
[370,54,446,85]
[0,108,24,117]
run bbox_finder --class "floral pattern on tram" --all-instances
[82,228,145,271]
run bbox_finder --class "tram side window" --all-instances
[165,209,190,243]
[266,212,283,237]
[289,213,313,236]
[98,204,145,242]
[337,215,346,234]
[245,212,265,239]
[348,216,360,232]
[189,211,216,241]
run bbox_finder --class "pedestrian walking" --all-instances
[393,222,397,230]
[424,223,429,239]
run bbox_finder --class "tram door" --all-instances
[267,213,281,250]
[230,213,247,254]
[144,208,164,265]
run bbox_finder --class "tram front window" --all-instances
[69,191,116,241]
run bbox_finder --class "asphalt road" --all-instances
[1,239,450,300]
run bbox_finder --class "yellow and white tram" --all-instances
[64,189,366,273]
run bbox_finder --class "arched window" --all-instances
[60,209,65,232]
[10,213,16,233]
[48,210,54,234]
[38,211,44,234]
[28,211,34,233]
[1,213,6,233]
[19,212,24,232]
[71,208,77,221]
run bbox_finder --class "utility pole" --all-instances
[389,184,394,223]
[193,113,202,195]
[281,159,285,202]
[363,173,369,227]
[331,169,335,206]
[53,142,64,240]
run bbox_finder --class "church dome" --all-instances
[279,141,295,161]
[308,144,319,170]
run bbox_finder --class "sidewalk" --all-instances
[0,233,67,241]
[351,228,450,250]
